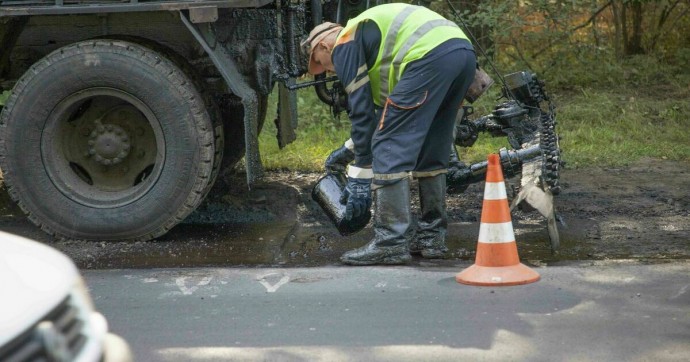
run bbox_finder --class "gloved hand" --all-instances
[325,145,355,173]
[446,165,470,194]
[447,147,470,194]
[340,177,372,220]
[454,121,479,148]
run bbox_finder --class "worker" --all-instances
[302,3,476,265]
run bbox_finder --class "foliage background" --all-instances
[260,0,690,171]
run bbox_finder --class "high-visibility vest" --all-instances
[336,4,470,106]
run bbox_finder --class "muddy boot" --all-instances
[410,174,449,258]
[340,178,413,266]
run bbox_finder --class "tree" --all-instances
[609,0,688,56]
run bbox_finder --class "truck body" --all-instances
[0,0,376,241]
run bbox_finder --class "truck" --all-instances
[0,0,563,246]
[0,0,384,241]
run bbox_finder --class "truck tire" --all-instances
[0,40,216,241]
[92,34,225,200]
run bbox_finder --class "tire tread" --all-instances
[0,39,218,241]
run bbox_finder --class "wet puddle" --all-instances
[61,217,618,269]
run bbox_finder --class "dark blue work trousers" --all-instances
[372,47,476,184]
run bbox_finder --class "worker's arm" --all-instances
[332,22,378,168]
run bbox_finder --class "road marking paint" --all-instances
[671,284,689,299]
[175,276,213,295]
[257,273,290,293]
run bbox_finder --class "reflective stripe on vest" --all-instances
[390,19,460,85]
[378,6,418,102]
[336,4,469,106]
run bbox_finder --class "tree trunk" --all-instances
[621,1,630,54]
[614,0,647,56]
[611,0,623,57]
[626,1,645,55]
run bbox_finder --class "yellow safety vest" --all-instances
[336,4,469,106]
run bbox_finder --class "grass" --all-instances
[259,89,352,170]
[0,90,9,106]
[556,88,690,168]
[259,54,690,171]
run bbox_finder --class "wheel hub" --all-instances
[43,90,163,207]
[88,121,131,165]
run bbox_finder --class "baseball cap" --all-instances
[301,22,342,75]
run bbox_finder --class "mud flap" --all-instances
[180,12,264,186]
[276,80,298,148]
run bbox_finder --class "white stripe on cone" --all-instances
[484,181,507,200]
[478,222,516,244]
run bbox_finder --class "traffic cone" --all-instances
[456,153,540,286]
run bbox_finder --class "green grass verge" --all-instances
[555,88,690,168]
[259,90,352,170]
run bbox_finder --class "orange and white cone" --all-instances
[456,153,540,286]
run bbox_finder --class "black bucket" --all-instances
[312,172,372,236]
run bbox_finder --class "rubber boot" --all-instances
[410,174,449,258]
[340,178,413,266]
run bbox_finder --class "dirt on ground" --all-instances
[0,158,688,269]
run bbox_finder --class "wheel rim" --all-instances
[42,87,165,208]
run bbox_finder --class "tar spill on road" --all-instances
[1,159,689,269]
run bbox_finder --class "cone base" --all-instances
[455,264,540,286]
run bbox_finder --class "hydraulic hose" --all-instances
[309,0,334,105]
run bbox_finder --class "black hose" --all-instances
[309,0,334,105]
[310,0,338,105]
[310,0,322,26]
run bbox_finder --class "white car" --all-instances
[0,231,132,361]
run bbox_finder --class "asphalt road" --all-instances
[85,261,690,361]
